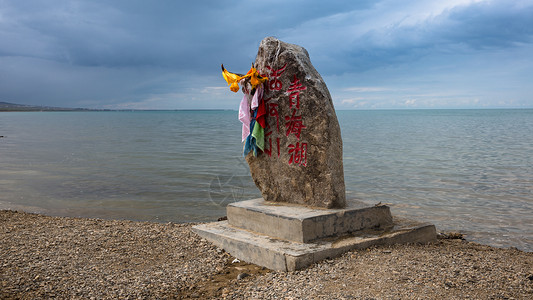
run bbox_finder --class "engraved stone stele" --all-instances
[246,37,346,208]
[192,38,437,271]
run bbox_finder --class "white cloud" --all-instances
[341,97,366,105]
[342,87,391,92]
[405,99,417,106]
[200,86,228,94]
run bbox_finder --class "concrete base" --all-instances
[192,199,437,271]
[227,198,393,243]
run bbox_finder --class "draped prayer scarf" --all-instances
[238,94,251,142]
[240,84,266,157]
[251,85,262,110]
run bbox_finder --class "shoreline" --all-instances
[2,200,530,253]
[1,209,532,299]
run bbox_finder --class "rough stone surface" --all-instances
[246,37,346,208]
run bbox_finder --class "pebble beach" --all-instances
[1,210,532,299]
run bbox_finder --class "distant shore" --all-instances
[0,101,93,112]
[1,210,531,299]
[0,101,235,112]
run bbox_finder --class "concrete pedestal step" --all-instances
[193,218,436,271]
[227,198,394,243]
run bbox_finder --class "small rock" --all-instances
[438,232,464,240]
[232,258,240,263]
[444,281,455,288]
[237,273,249,280]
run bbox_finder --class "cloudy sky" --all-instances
[1,0,532,110]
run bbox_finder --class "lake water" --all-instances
[0,110,532,252]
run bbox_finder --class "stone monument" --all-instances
[246,37,345,208]
[193,37,436,271]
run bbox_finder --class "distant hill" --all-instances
[0,102,92,112]
[0,102,234,112]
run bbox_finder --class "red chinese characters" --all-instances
[263,97,280,158]
[288,142,308,166]
[263,64,309,166]
[284,109,306,140]
[264,131,280,158]
[266,64,287,91]
[284,74,307,141]
[287,74,306,109]
[267,102,280,132]
[285,75,308,166]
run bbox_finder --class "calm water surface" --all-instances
[0,110,531,251]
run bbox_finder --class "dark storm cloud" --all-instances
[313,0,533,72]
[1,0,375,71]
[443,2,533,49]
[0,0,532,109]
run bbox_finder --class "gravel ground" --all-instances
[1,210,532,299]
